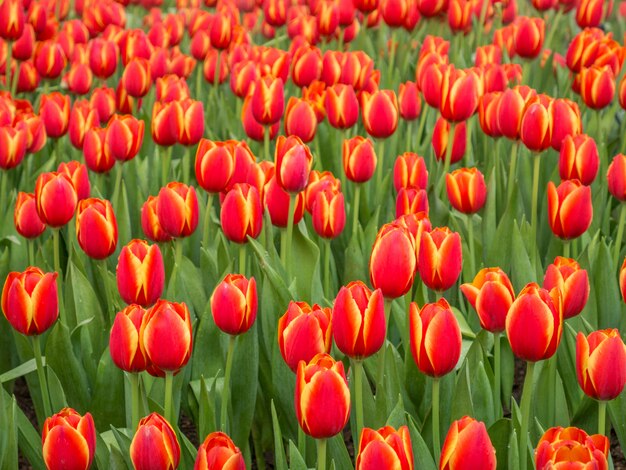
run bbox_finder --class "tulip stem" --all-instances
[493,332,502,419]
[5,41,12,94]
[298,427,307,461]
[239,243,246,276]
[213,50,221,103]
[520,361,536,470]
[164,371,174,425]
[466,214,476,276]
[598,401,607,435]
[264,126,271,162]
[437,122,456,200]
[182,146,190,185]
[284,194,297,280]
[613,203,626,268]
[52,229,61,278]
[129,372,140,429]
[316,438,327,470]
[530,153,542,265]
[416,106,429,152]
[169,239,183,291]
[202,193,214,249]
[352,184,361,240]
[323,238,331,297]
[161,145,172,186]
[112,163,123,208]
[28,239,35,267]
[375,139,386,200]
[387,29,398,88]
[506,142,519,205]
[406,120,414,152]
[32,335,52,418]
[353,359,364,444]
[0,170,7,231]
[377,298,392,388]
[432,377,441,462]
[220,335,236,432]
[544,8,564,53]
[97,259,113,323]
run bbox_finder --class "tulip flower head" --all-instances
[356,425,414,470]
[35,172,78,228]
[535,427,609,470]
[418,226,462,292]
[109,305,149,373]
[576,329,626,401]
[543,257,589,320]
[547,179,593,240]
[75,198,118,260]
[116,239,165,307]
[210,274,258,336]
[194,431,245,470]
[14,192,46,239]
[440,417,496,470]
[370,223,416,298]
[130,413,180,470]
[42,408,96,470]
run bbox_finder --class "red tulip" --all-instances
[0,125,27,170]
[284,97,317,143]
[432,118,466,164]
[576,329,626,401]
[194,432,245,470]
[220,183,263,243]
[558,134,599,185]
[549,98,581,151]
[418,227,462,292]
[398,81,421,121]
[122,57,152,98]
[440,417,496,470]
[251,76,284,125]
[311,186,346,239]
[141,195,173,243]
[75,198,118,260]
[445,167,487,214]
[506,283,562,362]
[274,135,313,194]
[109,304,149,372]
[497,86,537,140]
[195,139,237,194]
[68,100,100,150]
[39,92,70,138]
[14,192,45,239]
[438,66,479,122]
[57,161,90,201]
[325,84,359,129]
[409,299,462,377]
[0,0,25,41]
[241,94,279,142]
[116,239,165,307]
[291,45,322,88]
[396,188,429,218]
[535,427,609,470]
[576,0,606,27]
[177,99,204,146]
[34,40,66,80]
[356,425,413,470]
[394,152,428,192]
[342,136,376,183]
[89,38,118,80]
[514,16,545,59]
[607,153,626,201]
[83,127,115,174]
[42,408,96,470]
[295,353,350,438]
[579,66,615,110]
[547,179,593,240]
[264,173,305,228]
[543,257,589,320]
[90,86,116,122]
[278,301,332,373]
[210,274,257,336]
[64,63,93,95]
[156,182,199,238]
[370,223,416,298]
[460,267,515,333]
[520,99,552,152]
[35,171,78,227]
[105,114,145,162]
[361,90,399,139]
[130,413,180,470]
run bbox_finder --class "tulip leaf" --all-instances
[178,431,199,470]
[472,362,496,427]
[248,237,294,307]
[556,321,583,413]
[406,415,437,470]
[198,374,218,440]
[592,239,621,329]
[510,221,536,291]
[507,428,520,470]
[485,185,518,271]
[0,396,18,470]
[0,358,40,384]
[90,347,126,430]
[327,433,352,470]
[487,418,511,470]
[291,223,322,303]
[386,394,407,429]
[571,396,598,435]
[451,361,474,422]
[271,401,287,470]
[46,365,68,411]
[110,427,134,470]
[94,433,111,470]
[482,168,497,258]
[191,301,224,381]
[608,390,626,454]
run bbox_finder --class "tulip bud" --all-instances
[2,267,58,336]
[221,183,263,243]
[89,38,118,80]
[68,100,100,150]
[396,188,429,218]
[177,99,205,146]
[251,76,284,125]
[325,84,359,129]
[264,173,305,228]
[460,267,515,333]
[445,167,487,214]
[42,408,96,470]
[116,239,165,307]
[156,182,199,238]
[332,281,385,359]
[520,99,552,152]
[122,57,152,98]
[295,353,350,438]
[432,118,466,164]
[370,223,416,298]
[210,274,257,336]
[361,90,399,139]
[284,97,318,143]
[64,63,93,96]
[0,0,25,41]
[105,114,145,162]
[241,94,280,142]
[14,192,45,239]
[75,198,118,260]
[35,172,78,228]
[409,299,462,377]
[141,195,172,243]
[194,432,245,470]
[34,41,66,80]
[130,413,180,470]
[576,0,606,27]
[551,98,582,152]
[312,189,346,239]
[39,92,70,138]
[274,135,313,194]
[579,66,615,110]
[57,161,90,201]
[497,86,537,140]
[356,425,414,470]
[543,257,589,320]
[0,125,27,170]
[109,305,149,372]
[398,81,421,121]
[607,153,626,201]
[514,16,545,59]
[141,300,192,375]
[558,134,598,185]
[506,282,562,362]
[291,45,322,88]
[440,417,496,470]
[90,86,116,123]
[547,179,592,240]
[83,127,116,174]
[394,152,428,192]
[418,227,462,292]
[439,66,479,123]
[341,136,376,183]
[278,301,332,373]
[535,426,609,469]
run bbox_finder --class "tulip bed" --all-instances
[2,0,626,468]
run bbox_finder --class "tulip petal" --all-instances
[43,425,91,470]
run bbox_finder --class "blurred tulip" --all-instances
[284,97,317,143]
[156,182,199,238]
[68,100,99,150]
[460,267,515,332]
[343,136,376,183]
[446,167,487,214]
[251,76,284,125]
[550,98,581,151]
[57,161,90,200]
[447,0,473,34]
[418,227,462,292]
[361,90,399,139]
[607,153,626,201]
[506,283,562,362]
[35,171,78,227]
[497,86,537,140]
[83,127,115,174]
[543,257,589,320]
[535,427,609,470]
[514,16,545,59]
[220,183,263,243]
[396,188,429,218]
[398,81,421,121]
[105,114,144,162]
[39,92,70,138]
[264,173,305,227]
[416,0,446,16]
[278,301,332,372]
[15,110,46,154]
[130,413,180,470]
[520,99,552,152]
[241,94,279,142]
[75,198,117,260]
[141,195,173,243]
[177,99,204,146]
[194,432,245,470]
[64,63,92,95]
[274,135,313,194]
[89,38,118,79]
[109,304,148,372]
[0,0,25,41]
[90,86,116,123]
[332,281,385,359]
[14,192,45,239]
[0,125,27,170]
[432,118,466,164]
[547,179,592,240]
[440,417,496,470]
[295,353,350,438]
[116,239,165,307]
[2,267,58,336]
[579,66,615,110]
[312,189,345,239]
[356,425,413,470]
[409,299,461,377]
[370,223,416,298]
[576,329,626,401]
[42,408,96,470]
[576,0,606,27]
[558,134,598,185]
[291,45,322,88]
[195,139,236,193]
[122,57,151,98]
[210,274,257,335]
[34,40,66,79]
[325,83,359,129]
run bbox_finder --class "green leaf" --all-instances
[0,358,40,383]
[46,365,68,411]
[291,223,323,302]
[0,397,18,470]
[90,348,126,430]
[288,440,308,470]
[508,428,519,470]
[271,401,287,470]
[488,418,511,470]
[592,239,621,329]
[386,394,407,429]
[191,301,224,381]
[451,361,474,422]
[407,415,437,470]
[110,426,134,470]
[327,433,352,470]
[510,221,536,291]
[609,389,626,453]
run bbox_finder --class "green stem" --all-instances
[613,203,626,268]
[353,359,364,444]
[598,401,607,435]
[437,122,456,199]
[520,361,536,470]
[182,146,190,185]
[298,427,307,461]
[494,332,501,419]
[432,378,441,462]
[405,120,414,152]
[530,153,542,264]
[0,170,8,229]
[220,335,236,431]
[375,139,386,199]
[161,145,172,186]
[264,126,271,162]
[213,51,221,103]
[387,29,397,87]
[416,106,429,152]
[547,355,556,426]
[169,239,183,290]
[5,41,12,93]
[352,184,361,240]
[202,193,214,249]
[466,214,476,276]
[97,259,112,323]
[129,372,140,429]
[323,238,331,297]
[52,229,61,277]
[28,239,35,267]
[164,371,174,424]
[239,243,246,276]
[112,162,123,206]
[563,240,571,259]
[32,335,52,417]
[506,143,519,205]
[316,438,327,470]
[196,65,202,101]
[376,299,392,389]
[284,194,297,279]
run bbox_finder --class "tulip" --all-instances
[292,45,323,88]
[210,274,257,336]
[513,16,544,59]
[535,427,609,470]
[440,417,496,470]
[370,223,416,298]
[543,257,589,320]
[558,134,599,185]
[130,413,180,470]
[89,38,118,80]
[325,84,359,129]
[39,92,70,139]
[278,301,332,373]
[547,179,593,240]
[438,66,479,123]
[177,99,205,146]
[14,192,45,240]
[35,172,78,228]
[116,239,165,307]
[416,0,446,16]
[141,196,173,243]
[0,0,25,41]
[194,140,235,195]
[241,94,279,143]
[341,136,376,184]
[579,66,615,110]
[105,114,145,162]
[42,408,96,470]
[156,182,199,238]
[250,76,284,126]
[109,304,148,373]
[550,98,582,152]
[284,97,318,143]
[75,198,118,260]
[68,101,100,150]
[194,432,245,470]
[34,41,66,80]
[220,184,263,244]
[264,174,305,228]
[621,258,626,304]
[90,86,116,122]
[14,111,46,154]
[356,425,413,470]
[445,167,487,214]
[361,90,399,139]
[312,189,346,239]
[520,99,552,152]
[607,153,626,201]
[497,86,537,140]
[83,127,116,174]
[64,63,93,96]
[0,125,27,170]
[151,101,182,147]
[576,0,606,27]
[393,152,428,192]
[418,227,462,292]
[122,57,152,98]
[295,353,350,439]
[432,118,466,164]
[396,188,429,218]
[57,161,90,201]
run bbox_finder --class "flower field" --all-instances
[1,0,626,468]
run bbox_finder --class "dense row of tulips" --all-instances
[1,0,626,467]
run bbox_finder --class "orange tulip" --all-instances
[284,97,317,143]
[75,198,118,260]
[418,227,462,292]
[194,432,245,470]
[42,408,96,470]
[274,135,313,194]
[210,274,257,336]
[325,83,359,129]
[432,118,466,164]
[109,304,149,372]
[130,413,180,470]
[440,417,496,470]
[343,136,376,183]
[39,92,70,138]
[156,182,199,238]
[251,75,284,125]
[35,171,78,227]
[547,179,593,240]
[370,223,416,298]
[356,426,413,470]
[579,66,615,110]
[558,134,598,185]
[543,257,589,320]
[535,427,609,470]
[116,239,165,307]
[14,192,45,239]
[576,329,626,401]
[513,16,545,59]
[446,167,487,214]
[361,89,399,139]
[220,183,263,243]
